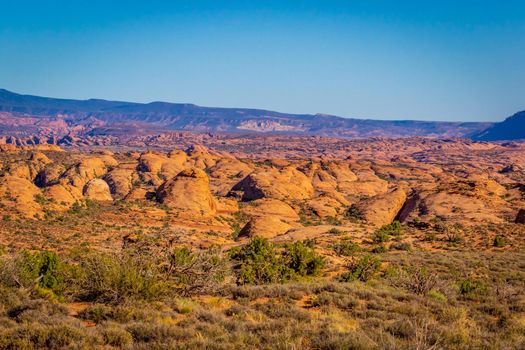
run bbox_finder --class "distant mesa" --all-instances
[0,88,494,139]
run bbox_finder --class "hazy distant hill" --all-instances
[472,111,525,141]
[0,88,492,138]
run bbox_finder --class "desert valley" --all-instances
[0,90,524,349]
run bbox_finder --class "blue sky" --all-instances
[1,1,524,121]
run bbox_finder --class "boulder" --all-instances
[45,184,83,209]
[356,187,407,226]
[83,179,113,201]
[242,198,299,221]
[104,167,137,198]
[156,168,216,218]
[231,167,314,201]
[237,216,292,240]
[0,176,42,218]
[60,157,108,188]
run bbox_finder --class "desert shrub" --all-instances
[282,240,325,277]
[389,266,439,295]
[459,278,487,298]
[373,230,390,243]
[0,323,85,349]
[371,245,388,254]
[332,238,361,256]
[165,246,230,296]
[338,255,381,282]
[390,242,412,251]
[345,204,364,221]
[327,227,345,235]
[230,238,325,285]
[373,221,402,243]
[73,251,167,303]
[0,251,65,294]
[230,237,290,285]
[493,235,506,247]
[100,325,133,347]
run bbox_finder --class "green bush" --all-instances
[459,278,487,297]
[371,245,388,254]
[230,237,289,285]
[230,237,325,285]
[493,235,506,247]
[338,255,381,282]
[2,251,66,293]
[332,238,361,256]
[282,240,325,277]
[166,246,229,296]
[73,252,167,303]
[373,221,402,243]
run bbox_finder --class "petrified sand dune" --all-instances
[231,166,314,201]
[237,216,292,239]
[356,187,407,226]
[83,179,113,201]
[156,168,217,218]
[0,175,42,217]
[242,198,299,222]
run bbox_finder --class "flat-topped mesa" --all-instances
[156,168,217,218]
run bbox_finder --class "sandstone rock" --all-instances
[104,167,137,198]
[0,175,42,217]
[306,195,347,218]
[242,198,299,221]
[237,216,292,239]
[186,145,220,169]
[356,187,407,226]
[29,152,51,165]
[45,184,83,209]
[83,179,113,201]
[231,167,314,201]
[60,157,108,188]
[156,168,216,218]
[34,164,65,187]
[138,152,187,179]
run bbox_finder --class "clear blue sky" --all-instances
[1,1,524,122]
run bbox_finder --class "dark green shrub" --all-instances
[371,245,388,254]
[493,235,506,247]
[9,251,65,293]
[73,252,167,303]
[230,238,325,285]
[345,205,364,222]
[282,240,325,277]
[230,237,290,285]
[373,221,402,243]
[332,239,361,256]
[459,278,487,297]
[338,255,381,282]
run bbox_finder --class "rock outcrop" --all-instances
[83,179,113,201]
[237,216,292,239]
[231,167,314,201]
[156,168,216,217]
[0,176,42,217]
[355,187,407,226]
